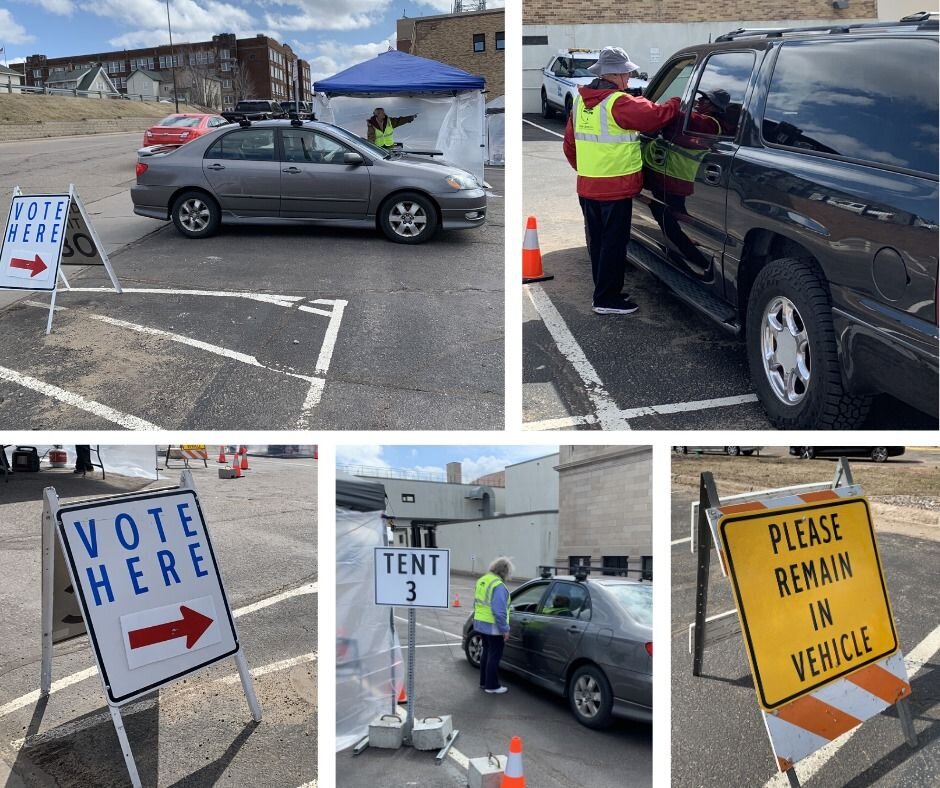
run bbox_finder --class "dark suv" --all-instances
[630,15,938,429]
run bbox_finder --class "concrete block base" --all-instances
[411,715,453,750]
[368,713,404,749]
[218,468,237,479]
[468,754,507,788]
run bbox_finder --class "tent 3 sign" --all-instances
[718,496,898,710]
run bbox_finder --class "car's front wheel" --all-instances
[745,257,871,429]
[870,447,889,463]
[379,192,438,244]
[464,632,483,669]
[171,190,220,239]
[541,89,555,119]
[725,446,741,456]
[568,664,614,729]
[799,447,816,460]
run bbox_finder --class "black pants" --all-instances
[478,633,505,690]
[579,195,633,306]
[74,445,94,472]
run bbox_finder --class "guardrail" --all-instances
[3,83,179,103]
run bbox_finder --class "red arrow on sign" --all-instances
[10,254,48,278]
[128,606,213,650]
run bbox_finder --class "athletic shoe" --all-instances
[593,297,639,315]
[484,686,509,694]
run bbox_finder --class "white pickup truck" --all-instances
[541,49,649,119]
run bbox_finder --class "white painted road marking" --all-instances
[61,286,305,308]
[761,621,940,787]
[394,616,463,641]
[523,414,597,431]
[220,652,317,684]
[0,582,317,719]
[525,284,627,431]
[0,365,159,430]
[522,118,565,139]
[672,536,692,546]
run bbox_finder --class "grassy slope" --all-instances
[0,93,205,125]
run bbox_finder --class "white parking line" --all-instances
[62,286,305,308]
[0,365,159,430]
[522,118,565,139]
[0,582,316,719]
[525,284,627,431]
[761,621,940,787]
[401,643,462,650]
[672,536,692,546]
[618,393,759,419]
[220,652,317,684]
[523,414,596,431]
[448,746,471,770]
[394,616,463,641]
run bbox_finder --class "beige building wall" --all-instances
[555,445,652,570]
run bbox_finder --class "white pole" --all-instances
[40,487,60,695]
[108,704,143,788]
[235,650,262,722]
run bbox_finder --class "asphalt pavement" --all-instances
[0,454,317,787]
[670,459,940,787]
[521,114,937,431]
[0,133,504,430]
[338,573,652,788]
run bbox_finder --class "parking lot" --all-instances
[0,132,504,430]
[0,454,317,787]
[521,115,937,431]
[338,572,651,788]
[670,448,940,786]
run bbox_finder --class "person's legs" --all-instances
[479,633,489,688]
[593,198,633,307]
[483,634,505,690]
[579,196,603,287]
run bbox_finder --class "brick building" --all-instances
[555,445,653,578]
[522,1,878,112]
[397,8,504,98]
[24,33,311,111]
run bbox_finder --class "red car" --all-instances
[142,113,229,147]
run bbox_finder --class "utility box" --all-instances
[411,715,453,750]
[468,754,507,788]
[368,713,404,749]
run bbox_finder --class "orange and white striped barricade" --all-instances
[689,458,916,786]
[164,445,209,469]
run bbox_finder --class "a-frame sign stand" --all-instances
[39,470,261,787]
[689,457,918,786]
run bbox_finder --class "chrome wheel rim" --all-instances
[872,447,888,462]
[468,636,483,665]
[573,675,602,718]
[761,296,810,405]
[180,198,210,233]
[389,201,428,238]
[726,446,739,456]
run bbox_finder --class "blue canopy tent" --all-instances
[313,50,487,182]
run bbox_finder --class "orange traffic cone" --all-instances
[500,736,525,787]
[232,457,242,479]
[397,685,407,704]
[217,446,227,464]
[240,451,249,471]
[453,592,461,608]
[239,445,248,455]
[522,216,553,284]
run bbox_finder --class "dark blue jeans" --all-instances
[478,632,505,690]
[579,195,633,306]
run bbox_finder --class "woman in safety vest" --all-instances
[474,556,514,694]
[366,107,418,149]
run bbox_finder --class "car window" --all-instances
[510,582,549,613]
[648,57,696,103]
[539,582,591,621]
[205,129,276,162]
[160,115,201,128]
[761,38,938,176]
[606,584,652,627]
[685,51,754,139]
[569,58,597,77]
[281,129,351,164]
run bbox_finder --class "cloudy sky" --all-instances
[0,0,503,80]
[337,445,557,485]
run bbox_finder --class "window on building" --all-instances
[473,33,485,53]
[568,555,591,572]
[522,35,548,46]
[158,55,179,69]
[107,60,124,74]
[220,49,230,60]
[496,31,504,51]
[401,493,415,503]
[221,61,232,71]
[223,79,232,89]
[641,556,653,581]
[33,69,43,78]
[602,555,629,576]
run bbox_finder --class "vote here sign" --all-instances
[56,489,239,705]
[0,194,69,291]
[718,496,899,710]
[374,547,450,608]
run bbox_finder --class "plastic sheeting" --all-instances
[313,90,486,184]
[486,95,505,166]
[336,507,403,752]
[2,445,159,479]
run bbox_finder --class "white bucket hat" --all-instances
[588,46,640,76]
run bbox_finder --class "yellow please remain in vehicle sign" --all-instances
[718,496,898,710]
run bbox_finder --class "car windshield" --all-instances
[605,584,652,627]
[160,116,201,128]
[571,58,597,77]
[238,102,274,112]
[327,125,390,159]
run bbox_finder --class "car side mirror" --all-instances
[344,151,364,165]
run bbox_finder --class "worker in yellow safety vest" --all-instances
[367,107,418,149]
[563,46,682,315]
[473,556,514,694]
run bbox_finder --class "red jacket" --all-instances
[564,82,682,201]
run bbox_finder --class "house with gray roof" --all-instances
[44,63,118,97]
[0,64,24,94]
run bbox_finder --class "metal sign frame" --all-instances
[40,471,261,788]
[687,459,917,786]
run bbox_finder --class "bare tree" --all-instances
[230,61,256,102]
[178,43,216,109]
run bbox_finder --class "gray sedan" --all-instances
[132,119,486,244]
[462,574,652,728]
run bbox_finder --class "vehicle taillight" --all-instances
[645,642,653,657]
[135,162,148,178]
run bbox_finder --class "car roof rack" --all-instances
[537,564,650,582]
[715,12,938,41]
[238,118,251,128]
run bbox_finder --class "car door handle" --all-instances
[704,164,722,185]
[566,625,580,634]
[206,163,225,170]
[282,166,302,174]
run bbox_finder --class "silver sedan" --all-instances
[132,119,487,244]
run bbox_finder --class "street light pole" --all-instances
[165,0,179,112]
